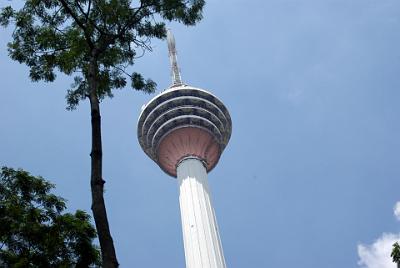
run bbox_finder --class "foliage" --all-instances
[392,242,400,264]
[0,0,205,109]
[0,167,100,267]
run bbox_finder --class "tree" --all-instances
[0,166,100,267]
[0,1,204,266]
[392,242,400,268]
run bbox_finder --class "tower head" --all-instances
[137,31,232,177]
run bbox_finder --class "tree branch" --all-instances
[114,65,131,78]
[74,0,88,22]
[59,0,94,48]
[87,0,92,19]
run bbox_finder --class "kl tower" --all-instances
[137,30,232,268]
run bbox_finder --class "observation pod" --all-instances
[137,85,232,177]
[137,30,232,268]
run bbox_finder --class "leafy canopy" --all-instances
[0,0,205,109]
[0,167,100,267]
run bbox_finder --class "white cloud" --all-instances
[394,202,400,221]
[357,233,400,268]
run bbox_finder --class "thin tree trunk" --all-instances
[88,56,119,268]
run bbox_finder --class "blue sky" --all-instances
[1,1,400,267]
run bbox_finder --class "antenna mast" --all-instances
[167,29,183,86]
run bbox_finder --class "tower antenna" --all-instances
[167,29,183,86]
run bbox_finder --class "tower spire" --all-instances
[167,29,183,86]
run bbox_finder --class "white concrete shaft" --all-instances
[177,158,226,268]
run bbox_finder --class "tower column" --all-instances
[177,158,226,268]
[138,30,232,268]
